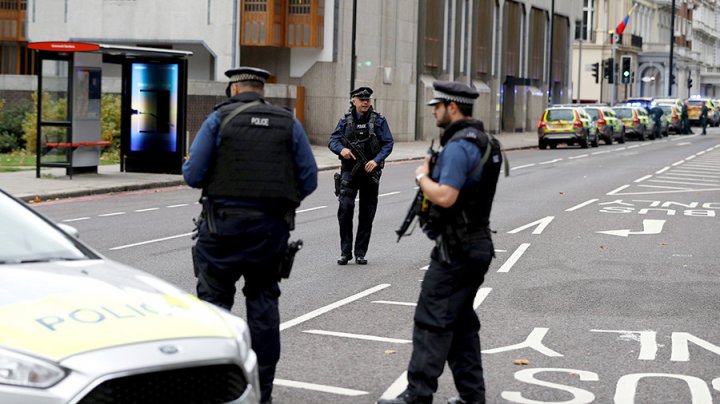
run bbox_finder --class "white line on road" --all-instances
[607,185,630,195]
[508,217,554,234]
[568,154,589,160]
[655,167,670,174]
[297,206,327,213]
[634,175,653,183]
[419,265,429,270]
[511,163,536,170]
[677,142,691,146]
[62,217,90,222]
[539,158,562,165]
[280,284,390,331]
[380,371,408,400]
[473,287,492,309]
[649,179,720,186]
[303,329,412,344]
[615,147,626,151]
[657,175,719,183]
[498,243,530,273]
[274,379,367,396]
[565,199,598,212]
[671,160,685,166]
[110,232,194,250]
[592,150,610,155]
[134,208,160,212]
[98,212,126,217]
[379,191,401,197]
[627,145,640,149]
[166,204,189,208]
[372,300,417,307]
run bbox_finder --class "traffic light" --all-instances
[621,56,631,84]
[670,73,676,86]
[688,78,693,89]
[591,62,599,83]
[604,58,614,84]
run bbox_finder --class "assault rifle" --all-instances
[339,132,381,183]
[395,140,437,242]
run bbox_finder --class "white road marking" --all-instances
[649,179,720,186]
[671,160,685,166]
[498,243,530,273]
[607,185,630,195]
[634,175,652,183]
[274,379,367,396]
[98,212,126,217]
[565,199,598,212]
[62,217,90,222]
[592,150,610,155]
[280,284,390,330]
[110,232,194,250]
[568,154,588,160]
[655,166,670,174]
[511,163,536,170]
[627,145,640,149]
[419,265,429,270]
[539,158,562,165]
[372,300,416,307]
[508,217,554,234]
[473,287,492,309]
[615,147,627,151]
[657,175,719,183]
[659,172,719,178]
[380,371,408,400]
[134,207,159,212]
[166,204,188,208]
[379,191,401,197]
[597,219,665,237]
[677,142,691,146]
[297,206,327,213]
[303,330,411,344]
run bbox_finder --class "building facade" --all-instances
[572,0,720,105]
[3,0,580,145]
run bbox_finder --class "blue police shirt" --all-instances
[431,140,483,191]
[328,109,394,163]
[183,109,318,201]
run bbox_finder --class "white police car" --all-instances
[0,188,260,403]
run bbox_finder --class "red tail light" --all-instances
[632,118,640,125]
[597,119,606,127]
[537,120,545,129]
[573,120,583,128]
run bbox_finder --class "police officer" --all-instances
[183,66,318,404]
[328,87,394,265]
[379,81,502,404]
[648,105,664,139]
[701,102,708,135]
[681,100,693,135]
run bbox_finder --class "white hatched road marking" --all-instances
[498,243,530,273]
[274,378,367,396]
[565,199,598,212]
[303,330,412,344]
[62,217,90,222]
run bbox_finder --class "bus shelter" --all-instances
[29,42,191,178]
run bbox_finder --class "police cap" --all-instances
[427,81,479,106]
[350,87,373,99]
[224,66,271,85]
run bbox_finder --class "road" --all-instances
[33,132,720,403]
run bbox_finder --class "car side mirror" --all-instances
[57,223,80,238]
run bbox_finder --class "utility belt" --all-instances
[421,209,491,264]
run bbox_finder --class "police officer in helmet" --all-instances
[379,81,503,404]
[183,66,318,404]
[328,87,394,265]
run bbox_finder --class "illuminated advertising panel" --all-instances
[129,63,178,152]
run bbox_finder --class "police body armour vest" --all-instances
[342,111,379,166]
[204,100,300,207]
[433,120,502,232]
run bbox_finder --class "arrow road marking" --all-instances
[508,216,554,234]
[596,219,666,237]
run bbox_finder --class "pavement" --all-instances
[0,131,538,202]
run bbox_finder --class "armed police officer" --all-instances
[379,81,503,404]
[183,67,318,404]
[328,87,394,265]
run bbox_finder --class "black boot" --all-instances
[377,390,432,404]
[337,255,352,265]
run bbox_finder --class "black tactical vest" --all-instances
[204,98,300,208]
[431,120,502,233]
[341,110,381,169]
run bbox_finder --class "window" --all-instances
[473,0,493,77]
[421,0,444,74]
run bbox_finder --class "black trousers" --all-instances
[407,237,494,402]
[194,208,288,403]
[337,169,380,258]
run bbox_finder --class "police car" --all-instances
[0,189,260,403]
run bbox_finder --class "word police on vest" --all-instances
[251,117,270,126]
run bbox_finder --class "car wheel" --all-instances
[605,129,613,145]
[638,126,645,141]
[591,133,599,147]
[539,139,548,150]
[549,143,557,149]
[580,131,589,149]
[619,129,626,143]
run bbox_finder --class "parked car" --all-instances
[623,97,655,111]
[0,189,260,404]
[537,106,599,149]
[686,98,715,126]
[583,106,626,145]
[711,99,720,126]
[654,98,683,110]
[657,103,681,135]
[612,106,654,140]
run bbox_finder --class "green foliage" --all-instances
[0,99,33,152]
[20,92,121,154]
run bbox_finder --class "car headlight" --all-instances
[0,347,66,388]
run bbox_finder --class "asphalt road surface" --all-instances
[33,131,720,404]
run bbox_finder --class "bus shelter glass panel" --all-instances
[129,63,178,153]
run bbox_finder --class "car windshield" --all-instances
[687,100,704,107]
[0,192,92,264]
[585,109,600,119]
[613,108,634,118]
[546,109,575,121]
